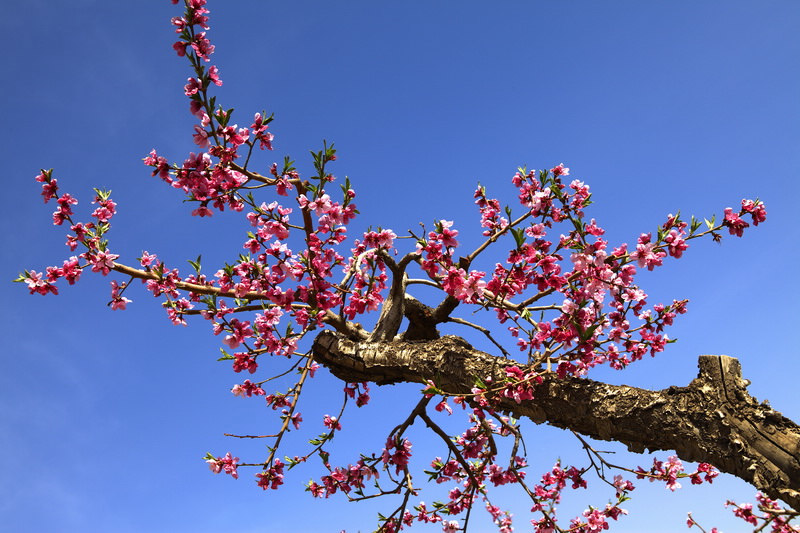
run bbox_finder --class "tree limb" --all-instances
[312,330,800,510]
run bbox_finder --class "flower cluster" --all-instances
[205,451,239,479]
[688,493,799,533]
[308,460,379,498]
[635,456,718,492]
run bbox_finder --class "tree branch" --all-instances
[312,330,800,510]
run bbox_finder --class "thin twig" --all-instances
[446,316,511,358]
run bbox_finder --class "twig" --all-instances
[446,316,511,358]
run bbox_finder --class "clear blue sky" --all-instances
[2,1,799,532]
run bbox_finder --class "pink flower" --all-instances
[206,452,239,479]
[61,257,81,285]
[207,65,222,86]
[551,163,570,177]
[139,251,157,268]
[39,177,58,203]
[290,412,303,430]
[191,32,215,61]
[664,229,688,258]
[173,40,188,57]
[89,250,119,275]
[323,414,342,431]
[231,379,265,397]
[184,77,202,96]
[741,199,766,225]
[256,460,285,490]
[192,125,211,148]
[109,280,132,310]
[438,220,459,247]
[442,520,460,533]
[723,207,749,237]
[630,233,666,271]
[382,437,412,474]
[24,270,58,295]
[612,474,634,496]
[91,198,116,223]
[435,399,453,415]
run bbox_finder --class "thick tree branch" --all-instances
[312,331,800,510]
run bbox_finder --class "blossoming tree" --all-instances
[17,1,799,531]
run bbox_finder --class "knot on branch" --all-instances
[402,295,440,341]
[695,354,751,404]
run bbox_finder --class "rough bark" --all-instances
[312,330,800,510]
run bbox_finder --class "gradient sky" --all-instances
[3,1,799,532]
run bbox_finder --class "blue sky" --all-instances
[2,1,799,532]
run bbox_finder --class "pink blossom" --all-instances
[109,280,132,310]
[139,251,157,268]
[323,414,342,431]
[256,460,285,490]
[664,229,688,258]
[435,399,453,415]
[88,250,119,275]
[190,32,215,61]
[442,520,460,533]
[60,257,81,285]
[192,125,211,148]
[24,270,58,295]
[191,204,213,217]
[206,452,239,479]
[144,149,171,181]
[231,379,265,397]
[612,474,634,496]
[630,233,666,271]
[290,412,303,430]
[184,77,202,96]
[39,177,58,203]
[438,220,459,247]
[723,207,749,237]
[382,437,412,474]
[207,65,222,86]
[551,163,569,177]
[741,199,766,225]
[91,197,117,223]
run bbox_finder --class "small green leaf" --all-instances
[511,227,525,248]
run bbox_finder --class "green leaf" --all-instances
[187,254,202,273]
[511,227,526,248]
[580,322,600,342]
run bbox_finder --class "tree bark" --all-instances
[312,330,800,510]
